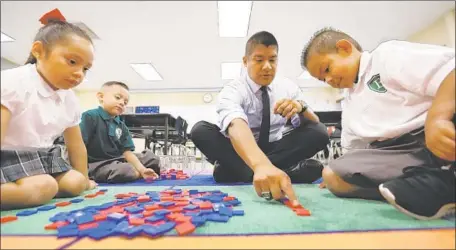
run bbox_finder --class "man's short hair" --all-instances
[245,31,279,56]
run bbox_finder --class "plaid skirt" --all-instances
[0,145,71,184]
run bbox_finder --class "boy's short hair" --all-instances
[300,27,363,70]
[102,81,129,91]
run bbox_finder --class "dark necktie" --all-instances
[258,86,270,151]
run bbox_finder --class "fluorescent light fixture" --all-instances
[217,1,252,37]
[221,62,242,80]
[130,63,163,81]
[298,71,313,80]
[1,32,15,42]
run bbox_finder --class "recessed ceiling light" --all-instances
[130,63,163,81]
[1,32,15,42]
[221,62,242,80]
[217,1,252,37]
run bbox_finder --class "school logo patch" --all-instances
[115,127,122,139]
[367,74,387,93]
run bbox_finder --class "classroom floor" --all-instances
[1,170,455,249]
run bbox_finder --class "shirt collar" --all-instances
[347,51,371,94]
[356,51,371,84]
[245,73,272,94]
[97,106,120,123]
[30,64,66,101]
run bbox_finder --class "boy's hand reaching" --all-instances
[425,119,455,161]
[140,168,159,181]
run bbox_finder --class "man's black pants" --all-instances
[190,120,330,182]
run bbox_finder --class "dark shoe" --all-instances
[285,159,324,183]
[213,161,253,183]
[379,165,455,220]
[212,161,224,182]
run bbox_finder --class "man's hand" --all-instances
[253,163,300,206]
[139,168,159,181]
[87,179,97,190]
[425,119,456,161]
[273,99,302,120]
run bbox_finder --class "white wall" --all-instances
[1,57,19,70]
[407,9,455,48]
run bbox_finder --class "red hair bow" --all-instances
[39,8,66,25]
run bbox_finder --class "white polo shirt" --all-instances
[1,64,82,148]
[342,40,455,149]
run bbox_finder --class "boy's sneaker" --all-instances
[379,164,455,220]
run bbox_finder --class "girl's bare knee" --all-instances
[25,175,59,205]
[1,175,59,209]
[55,170,87,197]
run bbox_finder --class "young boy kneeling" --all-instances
[301,27,455,220]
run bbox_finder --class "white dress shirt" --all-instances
[1,64,82,148]
[217,71,307,143]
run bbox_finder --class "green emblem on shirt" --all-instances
[367,74,387,93]
[115,127,122,140]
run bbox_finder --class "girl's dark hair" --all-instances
[25,20,93,65]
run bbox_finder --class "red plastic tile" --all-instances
[1,216,17,224]
[175,222,196,236]
[55,201,71,207]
